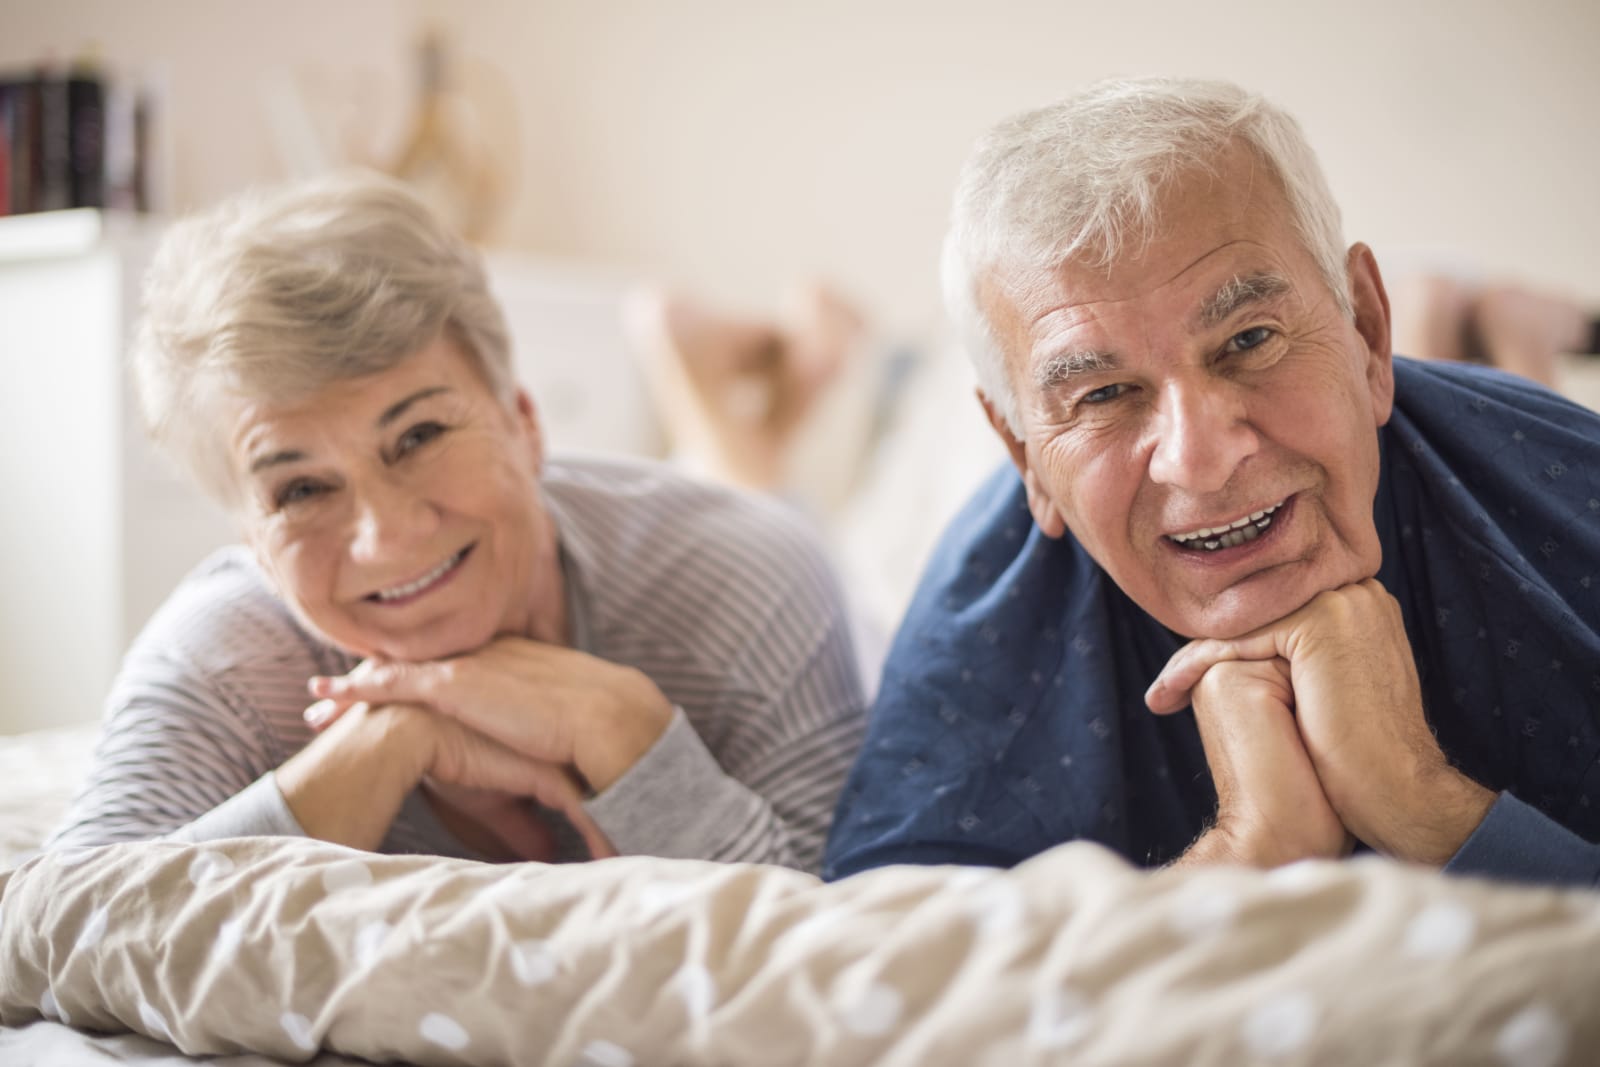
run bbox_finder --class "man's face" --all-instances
[979,144,1395,639]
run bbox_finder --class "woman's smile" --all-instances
[364,544,475,605]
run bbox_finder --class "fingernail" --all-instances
[304,699,336,728]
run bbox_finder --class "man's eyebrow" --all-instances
[377,386,452,428]
[1034,349,1120,392]
[1197,272,1291,329]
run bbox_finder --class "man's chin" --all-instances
[1159,568,1368,640]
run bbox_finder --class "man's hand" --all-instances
[1148,580,1495,865]
[1172,658,1353,868]
[307,637,674,795]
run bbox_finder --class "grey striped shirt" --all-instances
[48,456,866,873]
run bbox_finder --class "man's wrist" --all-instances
[1379,764,1496,866]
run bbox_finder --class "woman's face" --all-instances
[225,334,561,661]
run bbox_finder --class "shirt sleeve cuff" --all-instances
[165,773,310,843]
[1444,791,1600,887]
[583,706,763,859]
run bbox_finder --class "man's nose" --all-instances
[1145,376,1259,493]
[348,478,436,562]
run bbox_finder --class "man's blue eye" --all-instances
[1230,327,1272,351]
[1083,383,1127,405]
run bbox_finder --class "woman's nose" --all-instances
[347,478,437,562]
[1145,376,1260,493]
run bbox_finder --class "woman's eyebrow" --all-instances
[377,386,453,429]
[249,448,306,475]
[1197,272,1291,329]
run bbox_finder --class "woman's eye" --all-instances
[1227,326,1273,352]
[396,421,446,456]
[1082,383,1129,405]
[274,479,327,508]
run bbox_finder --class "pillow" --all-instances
[2,836,1596,1065]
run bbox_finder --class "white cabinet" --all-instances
[0,210,236,734]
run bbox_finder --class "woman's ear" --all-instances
[514,388,545,474]
[1347,243,1395,426]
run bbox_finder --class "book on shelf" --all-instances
[0,58,151,218]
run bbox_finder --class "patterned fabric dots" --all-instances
[138,1000,173,1043]
[1264,860,1328,891]
[212,917,244,962]
[1241,992,1319,1057]
[320,860,373,893]
[419,1012,470,1051]
[1403,902,1477,960]
[635,881,699,921]
[1029,988,1092,1050]
[353,920,392,969]
[579,1039,635,1067]
[838,983,904,1037]
[1168,887,1241,940]
[39,986,67,1025]
[510,939,560,987]
[187,851,234,885]
[677,964,717,1021]
[1495,1004,1568,1067]
[74,906,108,952]
[964,880,1026,937]
[279,1012,316,1052]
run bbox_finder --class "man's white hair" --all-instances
[131,170,514,504]
[941,77,1351,434]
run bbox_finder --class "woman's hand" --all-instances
[308,637,675,795]
[286,697,616,859]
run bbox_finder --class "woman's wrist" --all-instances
[276,703,432,850]
[577,671,674,795]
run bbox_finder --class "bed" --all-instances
[3,726,1598,1066]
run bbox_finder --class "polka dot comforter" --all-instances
[1,837,1597,1066]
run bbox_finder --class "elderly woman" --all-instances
[47,173,866,873]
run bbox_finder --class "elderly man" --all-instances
[825,78,1600,886]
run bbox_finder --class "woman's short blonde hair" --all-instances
[131,170,514,502]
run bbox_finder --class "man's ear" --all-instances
[978,390,1067,540]
[1347,243,1395,426]
[513,388,546,474]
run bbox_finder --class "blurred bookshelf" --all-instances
[0,57,156,219]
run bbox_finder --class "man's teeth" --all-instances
[1170,501,1284,552]
[374,550,464,601]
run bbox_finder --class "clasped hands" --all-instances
[1145,579,1495,869]
[290,637,674,861]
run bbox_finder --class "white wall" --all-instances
[417,0,1600,334]
[4,0,1596,334]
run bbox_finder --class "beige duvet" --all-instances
[2,835,1598,1066]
